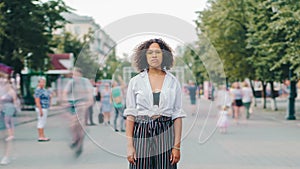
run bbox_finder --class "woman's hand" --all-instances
[39,109,43,117]
[127,145,136,165]
[170,148,180,165]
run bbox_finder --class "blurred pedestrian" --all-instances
[85,79,97,126]
[216,105,230,134]
[63,67,94,157]
[242,81,253,119]
[34,77,51,142]
[186,80,197,116]
[0,72,18,165]
[1,81,20,141]
[215,85,232,110]
[100,83,112,125]
[230,82,243,124]
[111,80,125,132]
[124,38,186,168]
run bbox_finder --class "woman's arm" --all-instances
[126,115,135,146]
[34,97,43,117]
[173,117,182,148]
[170,79,184,165]
[126,115,136,164]
[10,89,18,107]
[124,79,137,164]
[171,117,182,165]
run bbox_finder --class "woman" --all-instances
[242,81,253,119]
[101,83,112,125]
[1,82,19,141]
[34,77,51,142]
[230,82,243,123]
[112,80,125,132]
[124,38,186,169]
[0,76,19,165]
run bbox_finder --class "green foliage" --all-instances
[195,0,254,83]
[195,0,300,83]
[246,0,300,81]
[52,31,87,60]
[52,30,100,79]
[181,43,209,84]
[0,2,6,38]
[99,50,122,80]
[0,0,70,73]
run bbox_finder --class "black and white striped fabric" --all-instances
[130,116,177,169]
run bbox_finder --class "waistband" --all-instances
[135,115,172,123]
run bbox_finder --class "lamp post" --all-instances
[23,52,32,74]
[286,68,297,120]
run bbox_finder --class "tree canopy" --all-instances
[0,0,70,73]
[193,0,300,83]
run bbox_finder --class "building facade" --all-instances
[61,12,116,64]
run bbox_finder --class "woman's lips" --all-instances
[151,59,158,63]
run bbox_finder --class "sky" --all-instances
[63,0,209,57]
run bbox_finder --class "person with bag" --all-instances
[242,81,253,119]
[111,80,125,132]
[95,87,104,124]
[100,83,112,125]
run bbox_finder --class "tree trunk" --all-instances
[226,77,230,90]
[286,80,297,120]
[270,81,278,111]
[249,80,257,107]
[262,81,267,109]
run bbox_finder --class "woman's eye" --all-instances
[147,50,162,55]
[155,50,162,54]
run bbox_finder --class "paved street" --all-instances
[1,95,300,169]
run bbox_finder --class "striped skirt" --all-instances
[129,116,177,169]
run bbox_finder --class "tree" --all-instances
[0,0,70,73]
[52,31,100,79]
[0,2,6,39]
[267,0,300,74]
[52,32,86,60]
[99,50,121,80]
[246,0,300,110]
[181,44,204,84]
[195,0,254,83]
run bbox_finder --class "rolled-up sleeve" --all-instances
[172,80,186,120]
[123,79,138,117]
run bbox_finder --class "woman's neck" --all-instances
[148,68,165,76]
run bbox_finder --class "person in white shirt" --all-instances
[124,38,186,169]
[216,85,232,109]
[63,68,94,158]
[242,81,253,119]
[230,82,243,123]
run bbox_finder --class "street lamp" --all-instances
[286,68,297,120]
[22,52,32,74]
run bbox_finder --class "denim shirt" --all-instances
[34,88,51,109]
[124,70,186,120]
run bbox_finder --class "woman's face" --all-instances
[146,43,163,69]
[38,79,46,88]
